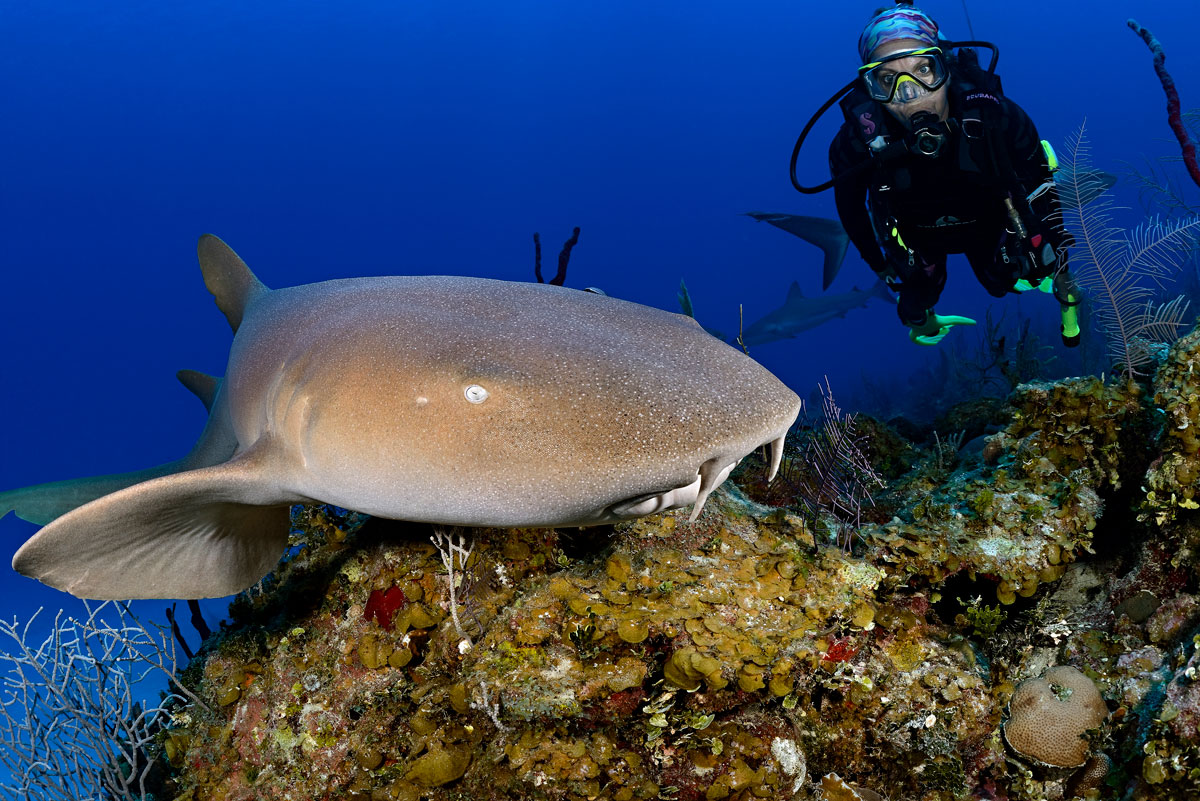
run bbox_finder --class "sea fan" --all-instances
[1056,123,1200,379]
[784,378,884,551]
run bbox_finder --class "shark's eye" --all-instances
[464,384,489,404]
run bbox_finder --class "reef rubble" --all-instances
[152,325,1200,801]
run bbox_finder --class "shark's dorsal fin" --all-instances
[198,234,270,333]
[177,369,220,413]
[786,281,805,302]
[745,213,851,290]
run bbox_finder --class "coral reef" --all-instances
[143,323,1200,801]
[1003,666,1107,769]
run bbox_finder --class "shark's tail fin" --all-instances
[0,371,238,527]
[12,442,294,600]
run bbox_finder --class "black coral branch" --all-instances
[1057,124,1200,378]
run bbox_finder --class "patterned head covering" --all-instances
[857,6,940,63]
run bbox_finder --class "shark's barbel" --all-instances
[6,236,800,600]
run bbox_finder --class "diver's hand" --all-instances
[907,313,977,346]
[872,262,903,292]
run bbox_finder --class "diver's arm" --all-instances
[1001,97,1051,186]
[1003,97,1073,261]
[1004,99,1066,218]
[829,127,887,272]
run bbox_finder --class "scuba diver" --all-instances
[792,2,1080,346]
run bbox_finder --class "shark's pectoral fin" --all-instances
[12,447,298,600]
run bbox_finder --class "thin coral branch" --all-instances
[1127,20,1200,189]
[187,599,212,643]
[1057,123,1199,378]
[786,378,885,550]
[165,604,195,661]
[431,526,476,649]
[553,226,581,286]
[532,232,544,283]
[471,680,507,733]
[532,227,581,286]
[0,602,193,800]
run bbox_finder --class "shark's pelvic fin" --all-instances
[745,213,851,291]
[0,374,239,527]
[198,234,270,333]
[11,442,297,600]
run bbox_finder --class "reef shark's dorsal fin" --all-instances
[745,212,851,291]
[177,369,220,413]
[11,441,297,600]
[198,234,270,333]
[786,281,805,303]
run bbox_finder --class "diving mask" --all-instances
[859,47,948,104]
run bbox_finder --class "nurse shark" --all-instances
[5,236,800,600]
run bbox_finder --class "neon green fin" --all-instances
[1041,140,1059,172]
[907,311,977,346]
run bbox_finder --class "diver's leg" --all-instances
[895,252,948,325]
[966,237,1018,298]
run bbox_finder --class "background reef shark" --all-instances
[740,279,896,346]
[4,236,800,601]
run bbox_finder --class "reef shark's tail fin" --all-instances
[12,442,297,600]
[0,371,238,526]
[198,234,270,333]
[745,213,851,290]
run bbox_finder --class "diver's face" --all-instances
[869,39,950,127]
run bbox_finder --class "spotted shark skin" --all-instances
[8,236,799,600]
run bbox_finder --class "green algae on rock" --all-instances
[143,332,1200,800]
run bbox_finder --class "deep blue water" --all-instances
[0,0,1197,755]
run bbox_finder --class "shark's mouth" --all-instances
[606,433,786,521]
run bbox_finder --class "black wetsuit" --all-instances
[829,83,1061,325]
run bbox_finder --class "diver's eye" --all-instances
[879,72,896,87]
[916,63,932,76]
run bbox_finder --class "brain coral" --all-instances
[1003,665,1108,768]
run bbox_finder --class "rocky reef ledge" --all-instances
[157,328,1200,801]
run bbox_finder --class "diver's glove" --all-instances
[870,260,904,293]
[906,310,977,346]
